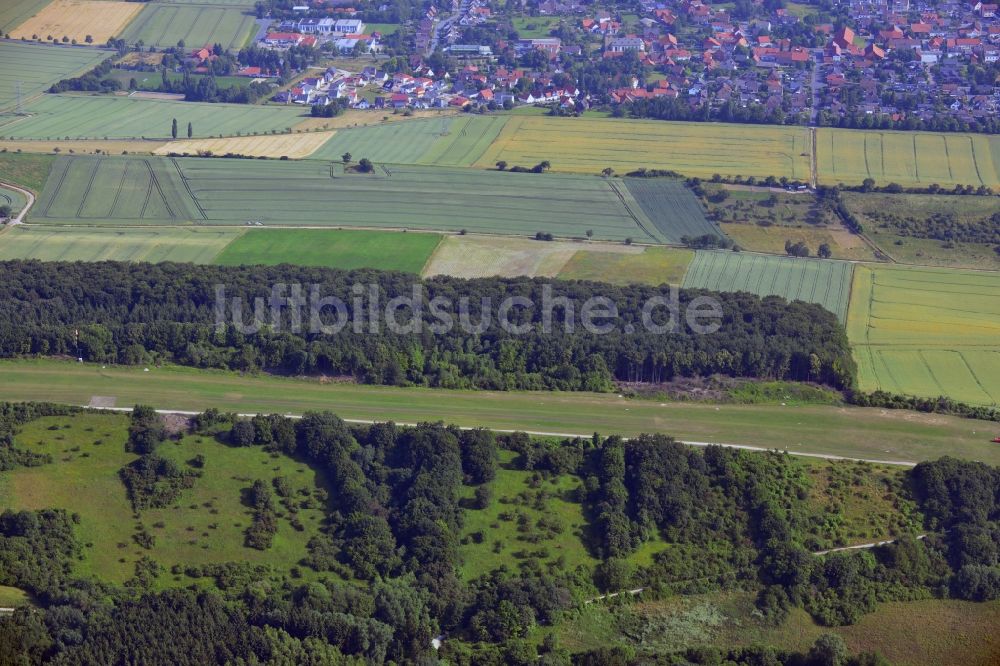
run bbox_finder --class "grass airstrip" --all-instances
[1,359,999,465]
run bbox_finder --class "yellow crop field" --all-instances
[155,131,336,159]
[817,128,1000,189]
[474,116,813,181]
[847,264,1000,405]
[11,0,143,43]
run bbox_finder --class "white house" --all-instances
[334,19,366,34]
[299,18,336,34]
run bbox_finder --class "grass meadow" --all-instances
[682,250,854,321]
[215,228,442,273]
[3,359,1000,464]
[0,152,55,193]
[847,265,1000,405]
[0,412,329,587]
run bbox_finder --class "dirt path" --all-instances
[0,180,34,225]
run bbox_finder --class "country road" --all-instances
[0,180,34,224]
[87,405,919,467]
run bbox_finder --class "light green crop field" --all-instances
[682,250,854,321]
[215,228,442,273]
[310,115,508,167]
[0,225,240,262]
[817,128,1000,189]
[1,94,306,140]
[34,155,684,241]
[2,359,1000,464]
[475,116,814,181]
[119,3,258,49]
[0,0,52,33]
[0,412,329,586]
[847,264,1000,405]
[34,155,203,222]
[0,42,109,112]
[622,178,722,243]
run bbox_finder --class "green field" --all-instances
[35,155,700,241]
[557,246,695,286]
[0,152,55,194]
[0,94,306,140]
[817,128,1000,189]
[0,0,51,33]
[622,178,722,243]
[3,359,1000,464]
[0,225,240,262]
[0,412,329,586]
[215,228,442,273]
[512,16,561,38]
[311,115,508,167]
[476,116,814,181]
[847,264,1000,405]
[682,250,854,321]
[119,3,258,49]
[35,155,202,222]
[0,42,110,112]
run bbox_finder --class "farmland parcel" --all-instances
[0,226,241,263]
[32,155,720,242]
[817,128,1000,189]
[847,264,1000,406]
[473,116,814,181]
[0,41,109,111]
[155,131,336,159]
[682,250,854,322]
[118,3,258,50]
[9,0,144,44]
[0,0,52,34]
[0,94,306,139]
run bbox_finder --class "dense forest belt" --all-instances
[0,261,855,391]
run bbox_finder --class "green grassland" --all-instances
[458,450,599,580]
[512,16,561,38]
[817,128,1000,189]
[0,412,329,587]
[0,94,306,140]
[0,152,54,194]
[847,264,1000,405]
[0,0,51,33]
[0,42,110,112]
[3,360,1000,464]
[215,228,442,273]
[557,246,695,286]
[0,225,241,262]
[682,250,854,322]
[119,4,258,50]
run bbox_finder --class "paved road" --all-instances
[87,405,918,467]
[252,18,272,44]
[0,180,34,225]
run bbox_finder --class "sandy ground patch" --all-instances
[11,0,144,43]
[423,235,641,279]
[155,131,336,159]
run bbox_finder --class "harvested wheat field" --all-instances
[156,131,335,159]
[11,0,144,44]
